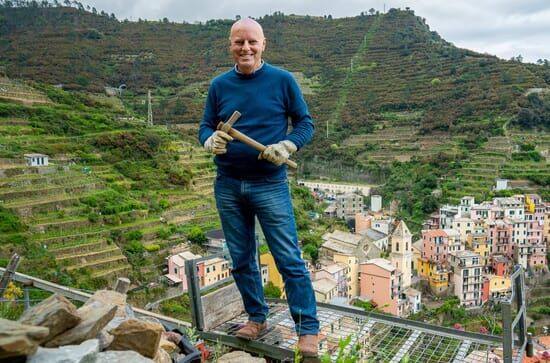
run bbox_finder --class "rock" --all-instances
[96,350,154,363]
[96,330,114,351]
[18,294,80,342]
[158,338,178,354]
[113,278,131,294]
[0,318,49,359]
[217,350,267,363]
[153,347,172,363]
[84,290,128,318]
[44,303,117,347]
[27,339,99,363]
[108,319,164,359]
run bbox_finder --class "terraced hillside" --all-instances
[0,83,219,289]
[0,4,548,232]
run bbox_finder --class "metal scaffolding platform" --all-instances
[209,302,502,362]
[185,253,528,362]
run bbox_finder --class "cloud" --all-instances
[80,0,550,62]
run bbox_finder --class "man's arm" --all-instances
[283,74,315,149]
[198,83,218,146]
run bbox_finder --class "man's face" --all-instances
[229,22,266,75]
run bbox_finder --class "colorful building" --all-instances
[360,258,407,317]
[418,257,449,295]
[450,250,483,307]
[487,275,512,300]
[260,252,285,298]
[421,229,449,265]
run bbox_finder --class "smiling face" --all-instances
[229,19,266,75]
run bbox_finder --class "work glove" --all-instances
[204,131,233,155]
[258,140,297,166]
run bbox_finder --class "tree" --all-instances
[264,281,282,298]
[186,226,206,245]
[303,244,319,263]
[174,98,186,115]
[368,8,375,15]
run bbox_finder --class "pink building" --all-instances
[487,219,513,258]
[355,213,373,233]
[359,258,406,317]
[421,229,449,265]
[165,251,202,291]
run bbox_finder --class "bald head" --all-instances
[229,18,266,75]
[230,18,264,40]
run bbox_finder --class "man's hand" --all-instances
[258,140,297,166]
[204,130,233,155]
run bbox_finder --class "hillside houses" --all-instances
[313,210,417,317]
[417,194,548,306]
[260,191,547,316]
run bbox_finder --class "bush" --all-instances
[0,206,26,233]
[126,230,143,241]
[156,228,171,240]
[264,281,282,298]
[431,78,441,86]
[144,244,160,252]
[186,226,206,245]
[511,151,542,162]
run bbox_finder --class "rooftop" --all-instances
[452,250,481,258]
[171,251,202,267]
[323,230,364,246]
[363,258,395,272]
[358,227,387,241]
[320,263,347,274]
[312,277,338,294]
[423,229,448,238]
[321,240,355,255]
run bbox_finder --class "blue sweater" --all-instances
[199,63,315,179]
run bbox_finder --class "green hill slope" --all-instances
[0,3,548,231]
[0,83,219,289]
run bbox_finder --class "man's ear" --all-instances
[262,38,267,51]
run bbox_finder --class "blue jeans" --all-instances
[214,173,319,336]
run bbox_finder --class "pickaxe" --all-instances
[217,110,298,169]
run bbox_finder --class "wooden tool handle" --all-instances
[217,121,298,169]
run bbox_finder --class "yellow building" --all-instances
[418,257,449,295]
[333,253,359,298]
[525,195,536,214]
[203,257,230,286]
[467,233,490,266]
[260,252,285,298]
[488,275,511,299]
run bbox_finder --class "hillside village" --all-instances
[166,187,548,320]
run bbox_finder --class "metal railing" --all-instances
[501,265,528,363]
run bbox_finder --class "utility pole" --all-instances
[147,90,153,127]
[326,119,329,138]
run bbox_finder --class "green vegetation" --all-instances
[160,294,192,322]
[0,4,548,303]
[263,281,282,298]
[0,206,26,233]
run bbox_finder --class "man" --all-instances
[198,18,319,357]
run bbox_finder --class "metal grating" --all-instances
[212,303,503,362]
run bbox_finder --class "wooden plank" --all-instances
[201,284,244,331]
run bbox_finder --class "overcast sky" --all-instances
[81,0,550,63]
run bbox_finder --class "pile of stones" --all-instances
[0,289,179,363]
